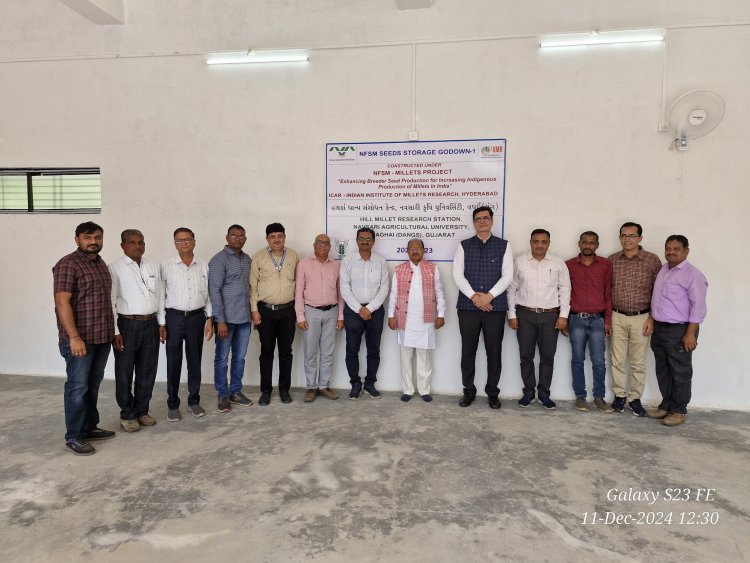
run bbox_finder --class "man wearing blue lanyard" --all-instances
[251,223,299,405]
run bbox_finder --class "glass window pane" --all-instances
[32,174,101,210]
[0,176,29,210]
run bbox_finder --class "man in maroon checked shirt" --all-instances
[562,231,614,413]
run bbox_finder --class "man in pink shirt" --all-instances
[295,234,344,402]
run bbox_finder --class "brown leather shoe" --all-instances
[574,397,589,411]
[303,389,318,403]
[120,419,140,433]
[318,387,339,400]
[137,413,157,426]
[646,408,670,419]
[662,412,686,427]
[593,398,613,413]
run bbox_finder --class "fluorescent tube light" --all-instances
[539,29,664,48]
[206,50,309,65]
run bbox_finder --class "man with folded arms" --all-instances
[564,231,613,413]
[295,234,344,402]
[251,223,299,405]
[53,221,116,455]
[608,222,661,417]
[647,235,708,427]
[507,228,570,410]
[110,229,162,432]
[159,228,214,421]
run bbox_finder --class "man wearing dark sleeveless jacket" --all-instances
[452,206,514,408]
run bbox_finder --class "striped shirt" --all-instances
[208,246,251,324]
[53,249,114,344]
[158,254,212,325]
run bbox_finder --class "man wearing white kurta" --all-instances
[388,239,446,402]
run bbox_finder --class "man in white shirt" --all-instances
[158,228,214,421]
[387,239,446,402]
[340,228,390,400]
[507,228,571,410]
[110,229,162,433]
[452,206,513,409]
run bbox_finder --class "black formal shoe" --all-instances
[85,427,116,441]
[459,395,475,407]
[259,392,271,406]
[488,396,502,409]
[280,390,292,404]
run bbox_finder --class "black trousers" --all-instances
[650,321,696,414]
[516,308,560,397]
[257,305,296,394]
[344,305,385,385]
[165,309,205,409]
[114,316,159,420]
[457,309,506,398]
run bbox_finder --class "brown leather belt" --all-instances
[517,305,560,314]
[119,313,156,321]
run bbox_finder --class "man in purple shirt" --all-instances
[647,235,708,427]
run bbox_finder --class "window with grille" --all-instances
[0,168,101,213]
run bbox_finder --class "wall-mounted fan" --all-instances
[665,89,725,151]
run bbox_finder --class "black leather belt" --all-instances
[259,301,294,311]
[166,308,204,317]
[119,313,156,321]
[613,308,650,317]
[307,304,337,311]
[654,320,687,326]
[517,305,560,314]
[570,311,604,319]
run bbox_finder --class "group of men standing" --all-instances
[52,211,707,455]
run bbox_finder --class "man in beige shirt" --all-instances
[250,223,299,406]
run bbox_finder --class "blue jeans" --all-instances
[569,315,606,398]
[214,322,251,398]
[59,340,111,442]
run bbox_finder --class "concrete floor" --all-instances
[0,374,748,563]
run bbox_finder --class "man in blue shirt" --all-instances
[208,224,253,413]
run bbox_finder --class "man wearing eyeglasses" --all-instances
[340,227,390,400]
[158,228,214,421]
[607,222,661,417]
[250,223,299,406]
[208,224,253,413]
[452,206,514,409]
[294,233,344,402]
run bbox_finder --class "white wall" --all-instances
[1,1,747,409]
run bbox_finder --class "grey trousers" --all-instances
[302,305,339,389]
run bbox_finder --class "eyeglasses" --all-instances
[473,216,492,223]
[357,237,374,242]
[227,234,246,240]
[174,238,194,245]
[619,234,640,240]
[314,240,331,246]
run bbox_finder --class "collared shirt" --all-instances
[294,254,344,322]
[339,251,390,312]
[208,246,251,324]
[158,254,212,325]
[53,249,114,344]
[387,261,446,349]
[250,247,299,310]
[565,254,613,325]
[452,235,514,299]
[608,248,662,312]
[109,255,161,335]
[651,260,708,324]
[507,252,571,320]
